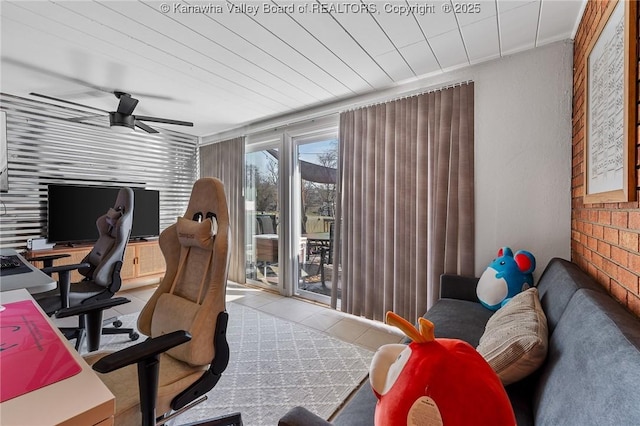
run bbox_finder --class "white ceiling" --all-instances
[1,0,585,137]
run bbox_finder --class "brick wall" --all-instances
[572,0,640,317]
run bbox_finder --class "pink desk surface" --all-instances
[0,299,82,402]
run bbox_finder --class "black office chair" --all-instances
[32,187,139,352]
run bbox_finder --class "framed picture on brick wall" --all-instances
[584,0,637,203]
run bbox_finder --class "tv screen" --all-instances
[47,184,160,244]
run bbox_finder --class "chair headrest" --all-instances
[176,215,218,250]
[105,207,123,227]
[114,187,134,214]
[183,178,229,227]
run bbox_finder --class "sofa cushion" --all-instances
[536,258,605,334]
[533,289,640,425]
[423,298,494,347]
[332,382,377,426]
[505,376,536,426]
[477,288,548,385]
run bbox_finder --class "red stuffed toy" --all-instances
[370,312,515,426]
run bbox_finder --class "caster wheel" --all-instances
[130,332,140,341]
[113,320,123,328]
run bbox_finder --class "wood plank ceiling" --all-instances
[0,1,585,136]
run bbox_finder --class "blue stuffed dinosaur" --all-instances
[476,247,536,311]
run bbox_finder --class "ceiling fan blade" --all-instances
[116,93,139,115]
[67,114,106,122]
[135,115,194,127]
[135,120,159,133]
[30,92,108,113]
[7,59,175,101]
[127,91,174,101]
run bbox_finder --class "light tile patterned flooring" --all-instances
[95,282,406,352]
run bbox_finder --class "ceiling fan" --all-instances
[30,91,193,134]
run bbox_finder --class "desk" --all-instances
[0,248,56,293]
[0,289,115,425]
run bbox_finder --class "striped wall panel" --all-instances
[0,93,199,249]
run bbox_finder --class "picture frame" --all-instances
[584,0,637,203]
[0,110,8,192]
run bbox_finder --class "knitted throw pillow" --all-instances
[477,287,548,385]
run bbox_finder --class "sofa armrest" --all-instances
[278,407,332,426]
[440,274,480,302]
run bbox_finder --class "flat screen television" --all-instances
[47,184,160,244]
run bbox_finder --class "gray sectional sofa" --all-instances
[279,258,640,425]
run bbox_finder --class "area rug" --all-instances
[97,301,374,425]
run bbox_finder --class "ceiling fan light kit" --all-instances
[109,111,136,133]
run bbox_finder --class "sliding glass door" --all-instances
[245,118,338,303]
[294,134,338,304]
[245,141,281,291]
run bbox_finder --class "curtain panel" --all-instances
[336,83,474,321]
[200,137,246,284]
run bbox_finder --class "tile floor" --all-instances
[89,281,406,352]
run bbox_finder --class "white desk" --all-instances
[0,248,56,293]
[0,289,115,425]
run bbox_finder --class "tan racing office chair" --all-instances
[85,177,242,426]
[33,186,138,352]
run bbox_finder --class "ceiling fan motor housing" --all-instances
[109,111,136,130]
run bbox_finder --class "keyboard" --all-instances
[0,255,23,270]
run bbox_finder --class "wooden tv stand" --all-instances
[27,239,165,289]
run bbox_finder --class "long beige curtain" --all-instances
[335,83,474,321]
[200,137,245,283]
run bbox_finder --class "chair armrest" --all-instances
[92,330,191,374]
[94,330,192,426]
[55,297,131,319]
[26,253,71,266]
[40,262,91,308]
[41,262,90,275]
[439,274,480,302]
[278,406,332,426]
